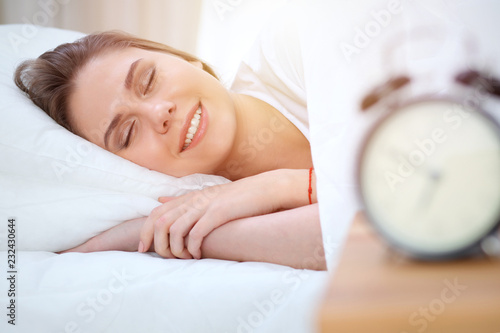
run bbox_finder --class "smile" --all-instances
[180,103,207,152]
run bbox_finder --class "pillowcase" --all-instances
[0,24,229,252]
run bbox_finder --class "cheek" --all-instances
[119,141,167,172]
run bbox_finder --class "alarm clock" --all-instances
[357,70,500,260]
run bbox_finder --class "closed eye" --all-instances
[120,120,136,149]
[142,66,156,95]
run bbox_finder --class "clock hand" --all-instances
[417,169,442,212]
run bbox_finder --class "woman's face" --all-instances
[69,47,237,177]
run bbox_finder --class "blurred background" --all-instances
[0,0,290,84]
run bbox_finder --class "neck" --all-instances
[215,93,312,181]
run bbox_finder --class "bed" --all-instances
[0,19,334,333]
[2,1,499,332]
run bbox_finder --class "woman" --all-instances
[14,30,325,270]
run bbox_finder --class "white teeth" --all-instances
[182,106,202,151]
[191,117,200,127]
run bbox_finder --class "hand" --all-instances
[59,217,146,253]
[139,169,313,259]
[59,217,193,259]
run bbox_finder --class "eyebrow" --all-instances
[104,113,122,149]
[124,58,142,90]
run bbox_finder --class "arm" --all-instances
[140,168,317,259]
[62,203,326,270]
[201,203,325,270]
[60,217,192,259]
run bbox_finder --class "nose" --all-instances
[142,100,176,133]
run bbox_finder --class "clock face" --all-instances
[359,99,500,257]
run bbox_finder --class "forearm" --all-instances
[200,203,326,271]
[63,197,326,270]
[61,217,145,253]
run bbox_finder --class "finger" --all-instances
[171,236,194,259]
[152,235,193,259]
[187,215,222,260]
[153,204,188,254]
[155,242,176,259]
[139,202,176,252]
[58,244,86,254]
[158,248,192,259]
[169,213,199,258]
[153,215,173,257]
[187,228,204,260]
[176,248,194,260]
[158,196,176,204]
[139,214,156,252]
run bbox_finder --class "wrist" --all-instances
[308,167,314,205]
[275,168,316,209]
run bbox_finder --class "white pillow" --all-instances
[0,24,229,252]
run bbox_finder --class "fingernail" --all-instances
[138,241,145,253]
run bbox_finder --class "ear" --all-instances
[189,60,204,69]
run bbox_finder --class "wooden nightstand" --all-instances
[317,212,500,333]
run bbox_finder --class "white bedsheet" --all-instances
[0,251,326,333]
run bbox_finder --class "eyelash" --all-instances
[121,67,156,148]
[119,66,156,149]
[121,120,135,149]
[142,67,156,95]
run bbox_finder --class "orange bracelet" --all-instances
[308,167,314,204]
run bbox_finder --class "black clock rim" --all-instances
[355,95,500,260]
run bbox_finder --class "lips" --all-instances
[179,102,207,152]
